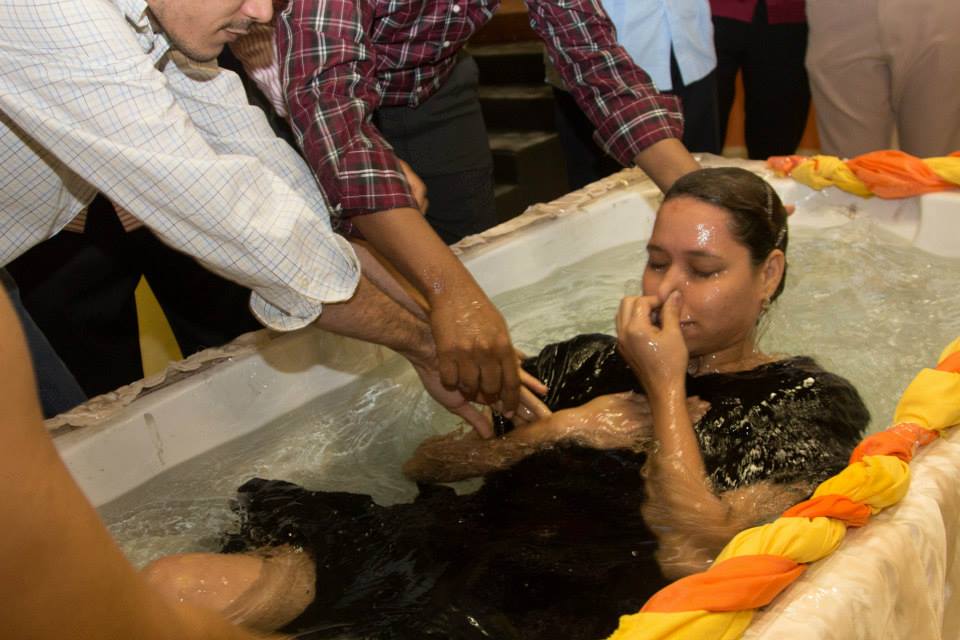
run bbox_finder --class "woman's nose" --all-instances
[657,267,684,304]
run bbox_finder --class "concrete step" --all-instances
[489,129,569,222]
[479,84,556,131]
[469,0,537,46]
[494,183,528,223]
[468,41,545,85]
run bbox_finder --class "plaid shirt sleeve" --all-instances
[276,0,416,221]
[525,0,684,166]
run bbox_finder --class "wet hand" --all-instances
[615,292,689,396]
[495,368,551,428]
[410,358,495,438]
[429,296,521,416]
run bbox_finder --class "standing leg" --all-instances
[712,16,749,150]
[741,1,811,159]
[0,269,86,417]
[552,87,621,191]
[885,0,960,157]
[136,228,262,358]
[5,196,144,397]
[806,0,893,157]
[375,55,497,245]
[669,53,722,155]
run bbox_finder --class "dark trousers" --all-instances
[221,49,495,246]
[5,195,261,398]
[375,55,497,244]
[1,268,87,417]
[713,0,811,159]
[553,53,721,190]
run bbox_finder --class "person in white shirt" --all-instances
[0,0,522,433]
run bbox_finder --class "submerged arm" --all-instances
[645,480,815,579]
[404,392,707,483]
[403,423,552,484]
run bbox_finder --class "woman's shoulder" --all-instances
[717,355,855,390]
[692,354,870,438]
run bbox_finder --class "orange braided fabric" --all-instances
[608,337,960,640]
[767,150,960,198]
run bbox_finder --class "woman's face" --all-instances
[642,196,778,358]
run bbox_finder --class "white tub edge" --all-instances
[53,163,960,508]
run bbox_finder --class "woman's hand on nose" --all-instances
[615,292,689,396]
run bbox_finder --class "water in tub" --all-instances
[101,218,960,576]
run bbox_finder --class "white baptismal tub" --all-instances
[52,158,960,639]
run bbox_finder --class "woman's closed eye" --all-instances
[690,267,720,279]
[647,260,669,273]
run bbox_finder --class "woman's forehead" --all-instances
[651,198,738,250]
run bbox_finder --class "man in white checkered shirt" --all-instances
[0,0,503,435]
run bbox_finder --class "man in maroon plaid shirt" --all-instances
[265,0,699,431]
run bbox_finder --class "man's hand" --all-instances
[429,295,521,415]
[351,208,522,417]
[409,357,495,438]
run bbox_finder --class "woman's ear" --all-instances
[760,250,785,299]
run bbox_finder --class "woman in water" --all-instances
[143,168,869,639]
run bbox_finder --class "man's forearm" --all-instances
[351,208,482,306]
[634,138,701,192]
[313,272,433,364]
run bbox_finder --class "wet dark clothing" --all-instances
[515,334,869,491]
[224,334,868,639]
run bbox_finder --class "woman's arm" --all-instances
[617,294,821,577]
[0,289,284,640]
[403,392,707,483]
[644,480,816,579]
[616,293,773,574]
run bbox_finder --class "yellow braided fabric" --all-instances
[607,337,960,639]
[768,151,960,198]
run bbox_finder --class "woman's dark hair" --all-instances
[662,167,789,301]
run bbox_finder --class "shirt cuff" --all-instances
[248,234,360,331]
[335,148,418,216]
[594,94,685,167]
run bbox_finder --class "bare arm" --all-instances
[645,481,815,580]
[314,273,496,437]
[353,209,521,414]
[403,423,551,483]
[633,138,701,193]
[617,294,810,577]
[0,289,284,640]
[312,272,432,363]
[403,392,707,483]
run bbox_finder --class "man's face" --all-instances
[146,0,273,62]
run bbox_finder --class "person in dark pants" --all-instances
[372,55,496,245]
[710,0,810,159]
[553,59,721,190]
[0,269,87,417]
[5,195,262,399]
